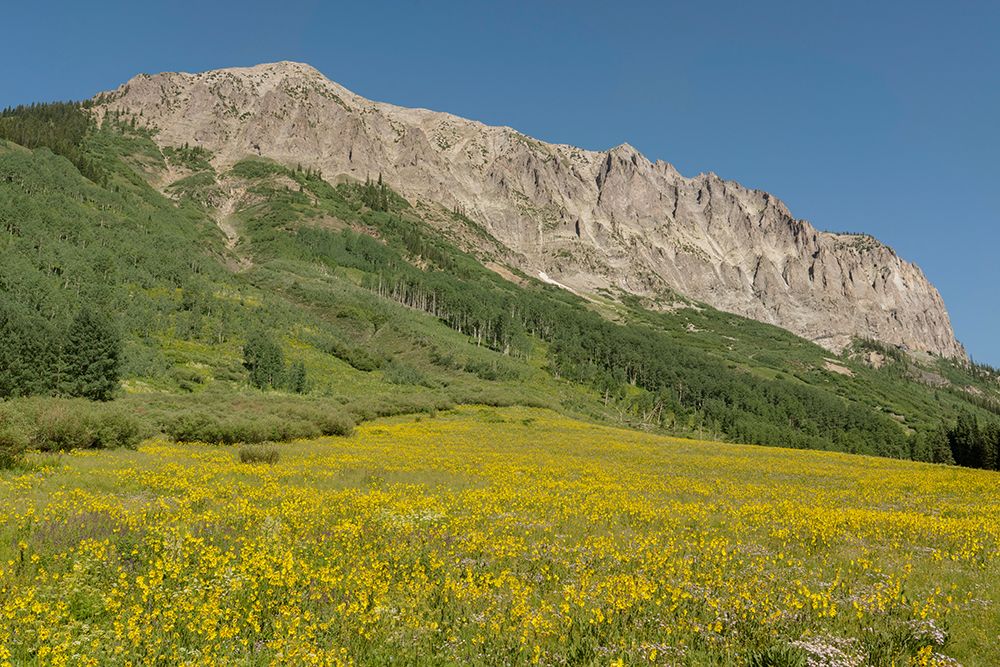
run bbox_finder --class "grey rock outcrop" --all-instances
[94,61,965,358]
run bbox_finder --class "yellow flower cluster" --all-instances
[0,407,997,665]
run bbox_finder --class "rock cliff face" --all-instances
[94,61,965,358]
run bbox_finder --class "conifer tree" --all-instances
[243,330,285,389]
[287,360,308,394]
[927,425,955,465]
[59,308,123,401]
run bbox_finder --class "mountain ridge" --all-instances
[93,61,965,359]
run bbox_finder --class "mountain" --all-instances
[94,61,964,359]
[3,77,1000,470]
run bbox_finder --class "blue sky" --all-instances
[3,1,998,363]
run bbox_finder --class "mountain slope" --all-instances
[2,100,1000,468]
[94,61,964,359]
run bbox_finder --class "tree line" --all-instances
[243,329,308,393]
[0,101,105,184]
[943,412,999,470]
[0,303,123,401]
[285,182,1000,467]
[279,213,915,458]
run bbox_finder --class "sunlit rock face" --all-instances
[96,61,965,359]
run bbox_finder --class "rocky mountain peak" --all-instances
[93,62,966,359]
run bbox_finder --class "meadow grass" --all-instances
[0,407,997,665]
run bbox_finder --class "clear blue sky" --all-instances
[3,1,998,363]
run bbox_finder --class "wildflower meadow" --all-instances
[1,407,997,665]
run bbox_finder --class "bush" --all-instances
[169,366,207,392]
[238,444,279,465]
[315,336,383,372]
[463,358,523,382]
[90,407,147,449]
[383,360,435,387]
[15,398,147,451]
[32,403,95,451]
[0,404,29,469]
[229,157,289,180]
[162,402,354,445]
[347,393,454,422]
[746,643,806,667]
[282,404,355,437]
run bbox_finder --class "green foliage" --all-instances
[2,109,999,470]
[165,171,218,205]
[383,360,434,387]
[286,360,308,394]
[308,333,384,371]
[229,157,290,180]
[161,399,354,445]
[911,426,955,465]
[463,358,523,381]
[0,303,123,401]
[746,643,806,667]
[0,101,104,183]
[358,173,391,211]
[238,444,280,465]
[162,143,213,172]
[0,404,29,469]
[60,308,123,401]
[0,129,230,371]
[0,301,60,398]
[947,411,999,470]
[8,398,147,451]
[242,329,285,389]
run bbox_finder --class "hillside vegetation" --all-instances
[1,102,1000,470]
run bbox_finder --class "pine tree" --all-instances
[243,330,285,389]
[927,426,955,465]
[979,421,999,470]
[0,303,54,398]
[909,431,933,462]
[59,309,123,401]
[287,361,308,394]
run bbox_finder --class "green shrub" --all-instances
[746,643,806,667]
[383,360,435,387]
[0,404,29,469]
[162,411,218,443]
[162,402,353,445]
[169,366,207,392]
[347,393,454,422]
[90,407,147,449]
[238,444,280,465]
[314,336,383,371]
[32,402,96,451]
[229,157,289,180]
[282,405,354,437]
[463,358,523,381]
[16,398,148,451]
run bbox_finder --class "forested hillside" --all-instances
[1,101,999,470]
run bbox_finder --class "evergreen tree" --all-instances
[948,411,977,466]
[979,422,1000,470]
[927,426,955,465]
[945,412,999,469]
[243,330,285,389]
[0,302,58,397]
[910,431,933,462]
[287,361,308,394]
[59,308,123,401]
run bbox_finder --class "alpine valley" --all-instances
[1,60,1000,666]
[2,61,999,463]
